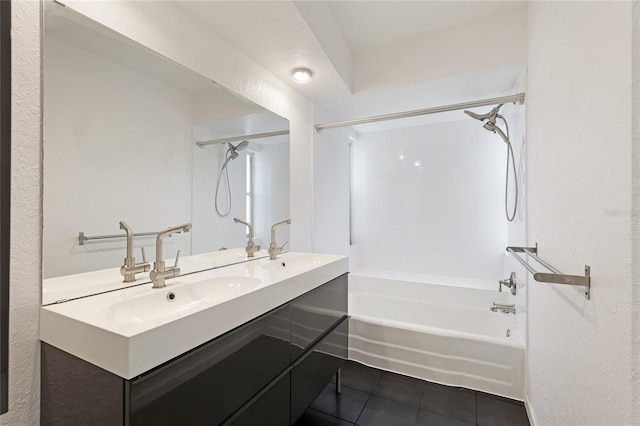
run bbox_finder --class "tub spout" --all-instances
[490,302,516,314]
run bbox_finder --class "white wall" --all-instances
[633,2,640,422]
[351,120,508,285]
[312,108,352,257]
[63,0,314,253]
[501,68,528,346]
[3,1,42,424]
[43,37,193,277]
[254,142,291,245]
[526,2,634,424]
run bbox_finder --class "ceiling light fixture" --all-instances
[291,67,313,84]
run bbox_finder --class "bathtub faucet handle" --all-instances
[498,272,517,296]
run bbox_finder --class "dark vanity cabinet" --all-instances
[127,303,291,426]
[41,273,348,426]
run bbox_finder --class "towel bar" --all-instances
[506,244,591,300]
[78,230,168,246]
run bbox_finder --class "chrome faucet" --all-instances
[149,223,191,288]
[499,272,517,295]
[233,218,260,257]
[268,219,291,260]
[118,221,151,283]
[490,302,516,314]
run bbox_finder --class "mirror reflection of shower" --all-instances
[215,140,249,217]
[464,104,518,222]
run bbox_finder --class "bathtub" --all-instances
[348,271,525,400]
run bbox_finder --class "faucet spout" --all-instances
[155,223,191,264]
[119,221,133,259]
[233,218,259,257]
[150,223,191,288]
[118,221,150,283]
[269,219,291,260]
[490,302,516,314]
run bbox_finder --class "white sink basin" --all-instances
[107,277,262,325]
[42,247,268,305]
[261,253,331,274]
[40,252,349,379]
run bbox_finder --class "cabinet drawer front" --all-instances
[291,318,349,424]
[227,373,290,426]
[290,274,348,360]
[128,304,290,426]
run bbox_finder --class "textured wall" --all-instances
[632,2,640,423]
[1,1,42,424]
[527,2,633,424]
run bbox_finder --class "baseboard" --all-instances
[523,390,538,426]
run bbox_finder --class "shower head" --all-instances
[234,140,249,151]
[483,122,510,145]
[463,104,503,125]
[227,140,249,160]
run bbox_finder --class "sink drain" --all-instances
[167,292,176,302]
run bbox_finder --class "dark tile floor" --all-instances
[294,361,530,426]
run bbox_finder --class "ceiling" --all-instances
[175,0,529,132]
[327,1,527,55]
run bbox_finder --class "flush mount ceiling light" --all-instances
[291,67,313,84]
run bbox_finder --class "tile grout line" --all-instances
[353,371,383,425]
[475,390,478,425]
[414,380,429,426]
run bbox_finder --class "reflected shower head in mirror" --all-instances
[216,140,250,217]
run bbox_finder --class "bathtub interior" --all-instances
[347,272,525,401]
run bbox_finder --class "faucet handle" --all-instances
[140,246,147,264]
[174,250,181,268]
[279,240,289,251]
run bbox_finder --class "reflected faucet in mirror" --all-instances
[269,219,291,260]
[150,223,191,288]
[118,221,151,283]
[42,4,290,303]
[233,218,260,258]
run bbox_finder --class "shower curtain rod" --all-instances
[314,92,525,132]
[196,130,290,147]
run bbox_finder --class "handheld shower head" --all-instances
[235,140,249,151]
[483,122,510,145]
[227,140,249,160]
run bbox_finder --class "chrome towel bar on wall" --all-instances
[506,244,591,300]
[78,230,169,246]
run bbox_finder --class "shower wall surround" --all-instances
[500,69,528,345]
[351,119,509,287]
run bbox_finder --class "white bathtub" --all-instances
[348,272,525,400]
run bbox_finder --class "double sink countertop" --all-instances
[40,252,349,379]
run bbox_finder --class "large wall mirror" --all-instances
[42,3,290,305]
